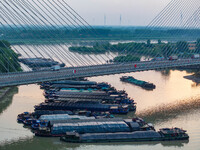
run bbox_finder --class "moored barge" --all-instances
[120,76,156,90]
[35,118,153,137]
[34,101,133,114]
[61,128,189,143]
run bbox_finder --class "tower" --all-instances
[104,14,106,26]
[120,14,122,26]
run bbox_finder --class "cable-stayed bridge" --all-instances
[1,0,200,87]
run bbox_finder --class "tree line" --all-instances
[0,40,21,72]
[69,39,200,62]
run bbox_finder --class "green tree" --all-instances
[0,40,21,72]
[158,39,162,44]
[113,55,140,62]
[147,39,151,46]
[0,40,11,48]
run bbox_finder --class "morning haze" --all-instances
[66,0,171,26]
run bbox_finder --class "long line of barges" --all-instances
[17,77,189,143]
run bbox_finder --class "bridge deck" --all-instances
[0,59,199,87]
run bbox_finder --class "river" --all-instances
[0,70,200,150]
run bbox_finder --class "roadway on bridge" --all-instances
[0,59,199,87]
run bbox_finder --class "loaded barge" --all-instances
[46,97,134,105]
[120,76,156,90]
[44,92,127,101]
[41,81,112,91]
[34,101,134,114]
[44,89,127,97]
[35,117,153,137]
[41,81,97,89]
[61,128,189,143]
[18,111,113,128]
[19,58,65,70]
[44,90,133,105]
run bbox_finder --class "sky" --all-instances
[2,0,199,28]
[66,0,171,26]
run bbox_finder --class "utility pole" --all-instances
[180,11,183,28]
[120,14,122,26]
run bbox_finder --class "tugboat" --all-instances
[159,128,189,141]
[120,76,156,90]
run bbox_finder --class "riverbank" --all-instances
[0,86,18,114]
[184,75,200,83]
[0,87,13,101]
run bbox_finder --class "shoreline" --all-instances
[0,87,12,101]
[183,75,200,83]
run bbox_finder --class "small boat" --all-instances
[17,112,32,123]
[23,118,38,126]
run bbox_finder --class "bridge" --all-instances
[0,59,199,87]
[0,0,200,88]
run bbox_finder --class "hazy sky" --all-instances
[66,0,171,26]
[1,0,200,28]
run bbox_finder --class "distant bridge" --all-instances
[0,59,199,87]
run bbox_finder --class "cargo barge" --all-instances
[42,80,97,86]
[44,90,128,102]
[17,110,112,124]
[41,81,111,91]
[44,84,99,90]
[45,93,126,101]
[46,97,134,106]
[44,89,127,97]
[17,110,74,122]
[61,128,189,143]
[34,101,133,114]
[45,92,132,105]
[31,114,96,130]
[20,113,96,127]
[35,118,153,137]
[19,58,65,70]
[120,76,156,90]
[46,90,110,96]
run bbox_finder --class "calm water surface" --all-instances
[0,70,200,150]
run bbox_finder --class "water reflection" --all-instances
[136,97,200,124]
[0,70,200,150]
[13,44,118,67]
[0,87,18,114]
[160,69,171,77]
[160,140,189,147]
[0,136,189,150]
